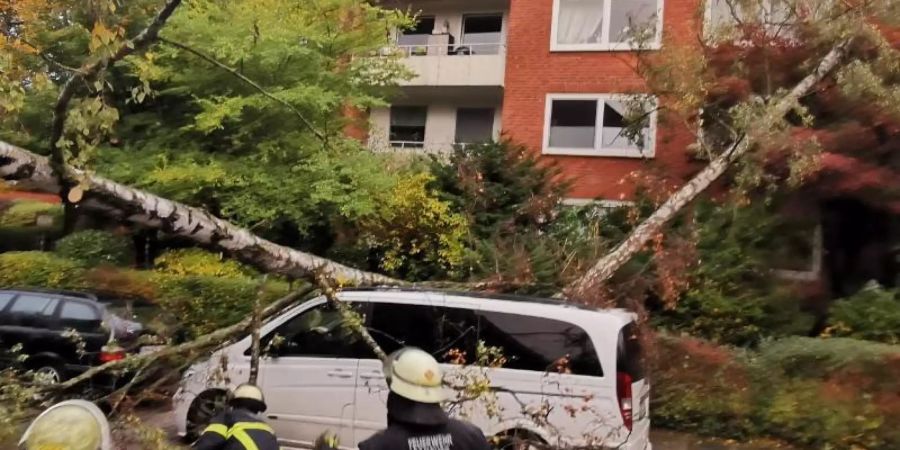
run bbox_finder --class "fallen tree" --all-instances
[566,40,853,300]
[0,141,396,285]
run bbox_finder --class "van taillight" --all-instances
[617,371,633,431]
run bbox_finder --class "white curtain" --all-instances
[557,0,605,45]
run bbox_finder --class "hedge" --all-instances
[55,229,133,267]
[651,334,900,449]
[0,251,290,337]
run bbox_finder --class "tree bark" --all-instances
[0,141,398,284]
[567,41,852,299]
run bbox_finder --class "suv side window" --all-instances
[59,300,102,332]
[8,295,59,316]
[478,311,603,376]
[368,303,479,363]
[261,302,373,359]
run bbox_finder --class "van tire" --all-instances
[493,429,544,450]
[184,389,229,442]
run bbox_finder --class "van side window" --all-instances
[0,293,13,311]
[478,311,603,376]
[617,322,645,380]
[368,303,479,363]
[9,295,58,316]
[262,302,372,358]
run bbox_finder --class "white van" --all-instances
[173,289,651,450]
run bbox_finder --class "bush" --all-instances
[54,229,133,267]
[0,200,62,228]
[354,173,468,280]
[0,251,289,337]
[653,202,815,345]
[154,248,252,278]
[152,274,288,337]
[429,140,568,239]
[827,284,900,344]
[0,252,87,289]
[651,334,900,449]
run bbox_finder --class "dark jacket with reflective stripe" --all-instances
[359,419,491,450]
[194,408,279,450]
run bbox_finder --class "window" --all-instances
[543,94,656,158]
[617,322,645,380]
[9,295,58,316]
[368,303,479,363]
[60,301,99,321]
[552,0,661,51]
[59,301,101,332]
[0,293,13,311]
[478,311,603,376]
[461,15,503,55]
[390,106,427,149]
[398,16,435,55]
[705,0,800,39]
[261,302,373,358]
[455,108,495,144]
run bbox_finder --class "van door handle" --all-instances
[327,370,353,379]
[360,371,383,380]
[267,415,279,420]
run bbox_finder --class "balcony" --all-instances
[394,41,505,88]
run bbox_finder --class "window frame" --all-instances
[550,0,664,52]
[542,93,657,158]
[389,105,428,149]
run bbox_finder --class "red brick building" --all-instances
[371,0,705,202]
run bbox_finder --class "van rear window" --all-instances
[617,322,645,380]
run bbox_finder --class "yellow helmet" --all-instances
[19,400,111,450]
[384,347,445,404]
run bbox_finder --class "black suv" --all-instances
[0,288,144,383]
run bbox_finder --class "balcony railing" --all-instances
[393,42,505,57]
[382,42,506,87]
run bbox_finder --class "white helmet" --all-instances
[19,400,112,450]
[384,347,445,404]
[233,384,265,403]
[231,383,267,412]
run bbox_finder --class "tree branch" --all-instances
[567,40,853,300]
[53,286,317,391]
[48,0,183,169]
[158,37,327,143]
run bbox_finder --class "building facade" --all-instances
[370,0,705,202]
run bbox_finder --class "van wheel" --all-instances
[184,389,229,441]
[493,430,543,450]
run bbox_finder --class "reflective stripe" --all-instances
[225,421,276,450]
[231,429,259,450]
[228,422,275,436]
[203,423,229,437]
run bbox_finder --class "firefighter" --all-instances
[194,383,279,450]
[356,347,492,450]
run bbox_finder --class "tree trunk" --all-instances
[0,141,397,285]
[567,41,852,299]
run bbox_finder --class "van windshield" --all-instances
[617,322,645,380]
